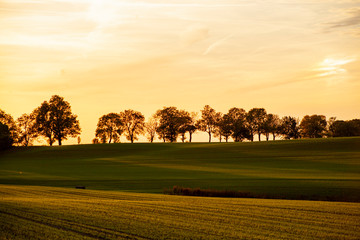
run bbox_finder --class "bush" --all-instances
[164,186,253,198]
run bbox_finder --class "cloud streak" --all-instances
[203,34,234,55]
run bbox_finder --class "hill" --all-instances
[1,137,360,201]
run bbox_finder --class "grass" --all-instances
[1,185,359,240]
[0,137,360,201]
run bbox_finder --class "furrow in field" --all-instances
[0,206,152,240]
[1,185,359,239]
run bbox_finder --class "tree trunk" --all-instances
[58,138,62,146]
[266,133,269,141]
[208,132,211,143]
[258,131,261,141]
[189,132,192,143]
[225,137,228,143]
[273,133,276,141]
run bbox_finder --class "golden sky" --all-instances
[1,0,359,144]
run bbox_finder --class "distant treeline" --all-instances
[1,95,359,148]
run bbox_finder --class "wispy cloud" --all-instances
[315,57,356,77]
[181,24,209,46]
[203,34,234,55]
[324,7,360,36]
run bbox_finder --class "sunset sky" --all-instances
[1,0,359,144]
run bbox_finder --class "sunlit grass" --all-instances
[1,185,359,240]
[1,137,359,201]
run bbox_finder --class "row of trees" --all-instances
[1,95,359,148]
[0,95,81,148]
[93,105,360,144]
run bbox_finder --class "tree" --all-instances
[17,112,38,146]
[0,122,13,150]
[121,109,145,143]
[178,110,192,143]
[34,95,81,146]
[217,114,233,142]
[326,117,337,137]
[300,115,327,138]
[145,117,158,143]
[33,101,55,146]
[186,112,198,143]
[213,112,224,142]
[280,116,300,140]
[197,105,220,142]
[263,114,281,141]
[154,107,184,142]
[0,109,19,145]
[329,119,360,137]
[226,107,250,142]
[95,113,123,143]
[247,108,267,141]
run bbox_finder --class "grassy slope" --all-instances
[1,185,359,240]
[0,137,360,201]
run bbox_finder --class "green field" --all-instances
[1,137,360,201]
[1,185,359,240]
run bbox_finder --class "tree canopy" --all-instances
[0,109,19,145]
[0,122,13,150]
[154,107,185,142]
[3,97,359,145]
[280,116,300,140]
[34,95,81,146]
[329,119,360,137]
[121,109,145,143]
[17,113,38,146]
[300,115,327,138]
[95,113,123,143]
[197,105,221,143]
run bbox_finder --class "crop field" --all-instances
[1,185,359,240]
[1,137,360,201]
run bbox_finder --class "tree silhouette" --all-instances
[95,113,123,143]
[217,114,233,142]
[263,113,281,141]
[178,110,193,143]
[185,112,198,143]
[34,101,55,146]
[145,117,158,143]
[17,112,38,146]
[121,110,145,143]
[0,109,19,145]
[300,115,327,138]
[247,108,267,141]
[280,116,300,140]
[197,105,220,143]
[226,107,250,142]
[0,122,13,150]
[213,112,224,142]
[34,95,81,146]
[154,107,184,142]
[328,119,360,137]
